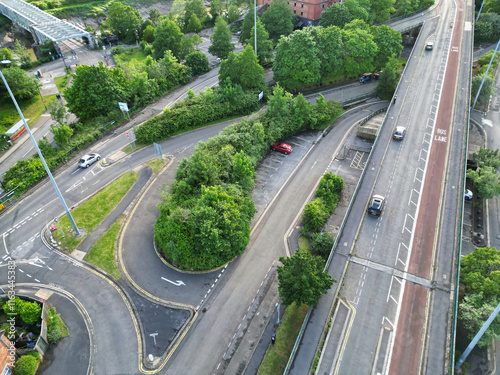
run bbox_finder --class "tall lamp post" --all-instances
[0,64,80,235]
[254,0,257,57]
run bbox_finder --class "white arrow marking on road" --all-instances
[482,119,493,127]
[161,277,186,286]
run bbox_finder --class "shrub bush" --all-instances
[303,198,330,233]
[14,355,38,375]
[311,232,334,259]
[135,88,260,144]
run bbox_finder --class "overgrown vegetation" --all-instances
[459,247,500,347]
[46,306,69,344]
[154,85,344,270]
[257,303,309,375]
[467,147,500,199]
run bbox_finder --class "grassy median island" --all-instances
[85,215,124,279]
[52,171,138,251]
[257,303,309,375]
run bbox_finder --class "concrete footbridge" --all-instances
[0,0,95,49]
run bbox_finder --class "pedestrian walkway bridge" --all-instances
[0,0,94,49]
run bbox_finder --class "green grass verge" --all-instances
[47,305,69,342]
[53,171,138,251]
[257,303,309,375]
[0,94,56,134]
[122,143,141,153]
[147,159,166,174]
[85,215,124,279]
[298,235,310,252]
[54,74,71,92]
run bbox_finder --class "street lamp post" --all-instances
[0,67,80,235]
[254,0,257,57]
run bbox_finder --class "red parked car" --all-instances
[271,142,293,154]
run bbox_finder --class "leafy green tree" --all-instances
[292,93,312,130]
[107,2,142,44]
[261,0,296,42]
[227,4,241,23]
[143,25,155,43]
[461,247,500,295]
[471,73,496,104]
[172,0,186,16]
[64,62,130,120]
[218,44,265,90]
[319,3,353,28]
[13,354,38,375]
[38,39,57,61]
[179,34,202,60]
[303,198,329,232]
[38,136,58,158]
[187,13,203,33]
[209,17,234,59]
[0,47,13,61]
[467,166,500,199]
[316,26,344,81]
[50,124,73,148]
[273,27,321,91]
[371,25,403,70]
[149,8,161,25]
[344,0,369,22]
[3,297,23,316]
[153,19,184,60]
[232,151,255,192]
[371,0,396,22]
[13,40,32,68]
[477,50,499,70]
[185,51,210,75]
[459,247,500,347]
[478,13,500,41]
[0,67,41,100]
[341,21,378,77]
[311,232,334,259]
[485,0,500,13]
[184,0,208,30]
[376,60,399,99]
[20,300,41,325]
[473,147,500,169]
[459,293,500,347]
[130,71,160,106]
[210,0,223,19]
[246,18,273,64]
[277,250,335,307]
[475,21,494,43]
[240,10,257,44]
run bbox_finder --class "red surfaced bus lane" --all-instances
[389,1,465,374]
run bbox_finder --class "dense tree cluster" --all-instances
[153,85,343,269]
[459,247,500,347]
[273,21,402,91]
[467,147,500,199]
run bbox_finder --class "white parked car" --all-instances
[78,153,100,168]
[465,189,473,200]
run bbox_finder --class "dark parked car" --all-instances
[359,73,373,83]
[367,195,385,216]
[271,142,293,154]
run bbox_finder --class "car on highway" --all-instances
[271,142,293,154]
[78,153,100,168]
[426,42,434,50]
[465,189,473,200]
[393,126,407,140]
[367,195,385,216]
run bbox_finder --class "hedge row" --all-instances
[135,89,260,144]
[303,173,344,233]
